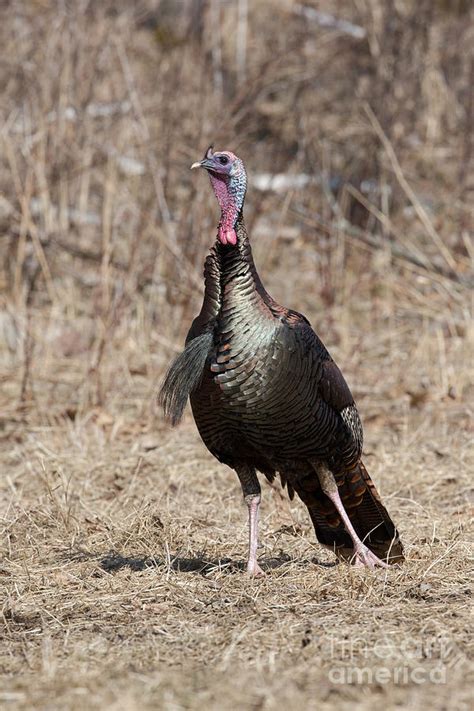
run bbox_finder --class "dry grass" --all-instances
[1,1,473,709]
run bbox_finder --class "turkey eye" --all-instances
[218,156,229,165]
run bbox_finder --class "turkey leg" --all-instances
[245,494,264,577]
[236,465,264,577]
[316,466,389,569]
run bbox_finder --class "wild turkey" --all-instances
[159,146,403,576]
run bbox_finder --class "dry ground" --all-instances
[1,1,473,709]
[1,323,473,710]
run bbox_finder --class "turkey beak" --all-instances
[191,159,215,171]
[191,145,214,170]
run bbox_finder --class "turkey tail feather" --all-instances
[158,331,213,426]
[347,460,404,563]
[299,460,403,565]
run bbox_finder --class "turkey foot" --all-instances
[245,494,265,577]
[352,544,389,569]
[316,465,389,570]
[247,559,265,577]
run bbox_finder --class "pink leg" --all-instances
[317,468,389,569]
[244,494,265,577]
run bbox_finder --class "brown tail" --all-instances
[295,460,404,565]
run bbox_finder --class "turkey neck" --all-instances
[216,214,273,316]
[191,214,277,341]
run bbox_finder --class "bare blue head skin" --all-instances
[191,146,247,245]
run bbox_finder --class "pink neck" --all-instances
[209,173,238,246]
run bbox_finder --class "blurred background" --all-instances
[0,0,472,422]
[1,4,473,708]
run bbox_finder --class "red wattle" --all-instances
[219,227,237,246]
